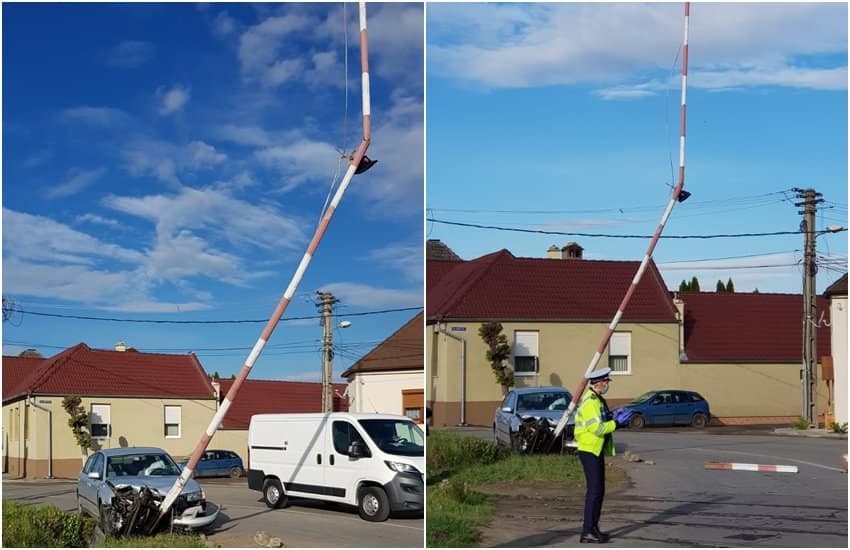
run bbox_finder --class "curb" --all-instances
[772,428,848,439]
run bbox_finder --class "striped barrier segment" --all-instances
[705,462,798,473]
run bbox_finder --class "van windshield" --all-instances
[358,419,424,457]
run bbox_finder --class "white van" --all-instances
[247,412,424,522]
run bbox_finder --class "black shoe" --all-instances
[592,527,611,542]
[580,532,606,544]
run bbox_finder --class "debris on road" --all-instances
[254,530,285,548]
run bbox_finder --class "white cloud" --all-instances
[2,208,145,266]
[238,13,314,86]
[122,139,226,185]
[187,141,227,167]
[429,3,847,92]
[212,124,272,147]
[46,167,107,199]
[255,137,340,191]
[212,11,237,38]
[320,282,420,308]
[157,85,191,115]
[76,213,120,228]
[108,41,155,68]
[102,186,307,252]
[59,106,131,127]
[367,242,422,283]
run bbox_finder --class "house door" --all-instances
[402,389,424,424]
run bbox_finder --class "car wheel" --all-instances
[691,412,707,428]
[229,466,243,479]
[629,414,645,430]
[357,486,390,522]
[262,479,287,509]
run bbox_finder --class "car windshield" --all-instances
[517,392,570,412]
[358,419,424,457]
[630,391,657,404]
[106,453,182,477]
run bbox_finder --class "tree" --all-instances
[726,277,735,293]
[62,396,94,466]
[478,322,513,394]
[209,371,220,380]
[690,276,701,292]
[18,348,43,358]
[230,374,236,380]
[715,280,726,292]
[679,279,691,292]
[753,288,760,294]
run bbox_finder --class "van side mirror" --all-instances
[87,471,101,480]
[348,441,365,458]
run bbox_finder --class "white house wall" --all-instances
[348,371,423,415]
[831,297,848,424]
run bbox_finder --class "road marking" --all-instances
[215,503,424,531]
[671,447,846,473]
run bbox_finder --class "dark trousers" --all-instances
[578,450,606,534]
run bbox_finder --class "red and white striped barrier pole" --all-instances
[154,1,373,527]
[705,462,799,473]
[551,2,690,445]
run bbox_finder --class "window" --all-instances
[332,421,370,457]
[608,332,631,374]
[83,453,97,474]
[164,405,181,438]
[402,389,424,423]
[513,331,539,376]
[90,404,111,438]
[88,453,104,477]
[500,391,516,412]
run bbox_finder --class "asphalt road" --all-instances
[450,426,848,547]
[1,477,424,548]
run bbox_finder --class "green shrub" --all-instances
[831,422,848,434]
[790,417,811,430]
[426,431,509,476]
[2,500,96,548]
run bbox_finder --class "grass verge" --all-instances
[101,533,207,547]
[426,430,590,547]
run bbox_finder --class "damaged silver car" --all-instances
[76,447,219,534]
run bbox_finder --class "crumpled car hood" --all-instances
[106,476,202,495]
[519,409,575,425]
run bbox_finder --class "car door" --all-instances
[79,452,104,514]
[495,391,517,443]
[648,392,675,425]
[670,392,693,425]
[77,453,97,514]
[325,419,371,504]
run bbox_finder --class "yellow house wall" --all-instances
[429,321,680,426]
[207,429,249,465]
[3,395,217,478]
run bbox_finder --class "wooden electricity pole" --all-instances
[317,291,339,413]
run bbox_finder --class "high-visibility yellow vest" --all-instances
[574,388,616,456]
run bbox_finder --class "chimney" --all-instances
[546,245,560,259]
[561,242,584,260]
[114,341,127,352]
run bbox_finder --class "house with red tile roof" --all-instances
[823,273,847,425]
[427,243,680,427]
[427,241,837,427]
[2,343,217,478]
[340,313,424,423]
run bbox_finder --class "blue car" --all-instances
[178,450,244,478]
[618,390,711,429]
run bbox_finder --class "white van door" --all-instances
[324,418,375,504]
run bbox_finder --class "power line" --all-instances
[427,218,845,240]
[7,306,422,325]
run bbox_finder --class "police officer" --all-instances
[574,368,632,543]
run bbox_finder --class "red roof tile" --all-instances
[427,249,677,322]
[2,343,214,402]
[824,274,848,298]
[681,292,831,362]
[216,379,348,429]
[2,356,47,400]
[340,313,423,378]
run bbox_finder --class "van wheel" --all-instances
[262,479,286,509]
[357,486,390,522]
[691,413,707,428]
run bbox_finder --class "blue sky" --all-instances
[427,3,847,295]
[2,2,424,381]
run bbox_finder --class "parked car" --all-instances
[76,447,218,531]
[618,389,711,429]
[493,386,576,451]
[178,450,244,478]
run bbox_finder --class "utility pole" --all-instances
[794,187,823,426]
[316,291,339,413]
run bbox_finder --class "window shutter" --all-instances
[165,406,181,424]
[91,404,110,425]
[514,331,539,356]
[609,333,630,356]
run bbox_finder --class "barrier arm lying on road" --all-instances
[548,2,692,450]
[148,1,376,534]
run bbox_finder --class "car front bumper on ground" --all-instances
[172,502,220,529]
